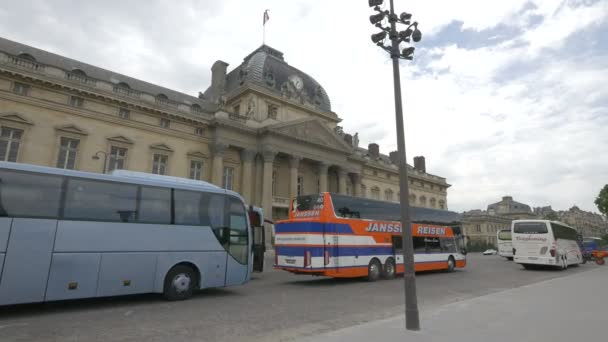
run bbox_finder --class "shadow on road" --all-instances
[0,288,237,319]
[280,269,466,287]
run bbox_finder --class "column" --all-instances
[317,162,329,193]
[288,155,301,200]
[240,149,256,204]
[261,148,276,249]
[351,172,362,197]
[338,168,348,195]
[210,142,227,187]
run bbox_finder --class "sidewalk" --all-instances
[301,268,607,342]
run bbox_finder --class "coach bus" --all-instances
[497,229,513,260]
[274,193,466,280]
[0,161,264,305]
[511,219,583,270]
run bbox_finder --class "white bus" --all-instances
[0,161,264,305]
[497,229,513,260]
[511,219,583,270]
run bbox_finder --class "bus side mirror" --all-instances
[248,209,262,227]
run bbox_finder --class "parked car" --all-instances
[483,249,498,255]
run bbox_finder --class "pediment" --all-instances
[107,135,134,144]
[187,151,208,159]
[150,143,173,152]
[0,112,33,125]
[266,118,353,152]
[55,124,88,136]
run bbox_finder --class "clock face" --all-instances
[289,75,304,91]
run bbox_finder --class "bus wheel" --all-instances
[367,259,381,282]
[446,256,455,272]
[164,265,196,301]
[382,258,396,280]
[507,257,514,261]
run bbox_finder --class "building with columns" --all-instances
[0,37,451,229]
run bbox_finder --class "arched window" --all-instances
[430,198,437,208]
[385,189,393,201]
[371,186,380,200]
[409,194,416,203]
[191,104,203,114]
[18,53,36,61]
[438,200,445,209]
[117,82,131,89]
[360,184,367,198]
[71,69,86,76]
[156,93,168,100]
[419,196,427,207]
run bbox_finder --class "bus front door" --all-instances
[252,225,265,272]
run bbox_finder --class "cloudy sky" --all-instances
[1,0,606,213]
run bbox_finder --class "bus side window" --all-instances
[392,235,403,252]
[0,169,63,219]
[64,178,137,222]
[137,186,171,224]
[413,237,426,253]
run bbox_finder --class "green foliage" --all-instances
[595,184,608,217]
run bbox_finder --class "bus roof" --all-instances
[0,161,245,202]
[512,219,575,229]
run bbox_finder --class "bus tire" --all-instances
[522,264,534,270]
[164,265,197,301]
[446,256,455,272]
[367,259,381,282]
[382,258,396,280]
[507,257,513,261]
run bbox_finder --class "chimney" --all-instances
[368,143,379,159]
[209,60,229,103]
[344,134,353,146]
[389,151,399,164]
[413,156,426,173]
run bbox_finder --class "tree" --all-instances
[595,184,608,217]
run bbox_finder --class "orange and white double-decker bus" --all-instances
[274,192,466,280]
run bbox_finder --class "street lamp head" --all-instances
[369,12,386,25]
[400,12,412,22]
[368,0,384,7]
[371,31,387,44]
[401,46,415,60]
[412,28,422,42]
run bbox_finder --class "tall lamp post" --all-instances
[368,0,422,331]
[92,151,109,174]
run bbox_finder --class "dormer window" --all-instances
[267,104,278,120]
[18,53,36,61]
[191,104,203,114]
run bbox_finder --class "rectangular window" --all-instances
[297,176,304,196]
[233,105,240,115]
[64,178,138,222]
[108,146,127,172]
[12,82,30,96]
[69,96,84,108]
[56,137,79,170]
[0,127,23,162]
[223,167,234,190]
[119,108,130,119]
[160,118,170,128]
[190,160,203,180]
[371,188,380,200]
[0,169,64,218]
[195,127,204,136]
[385,191,393,201]
[137,186,171,224]
[152,154,168,175]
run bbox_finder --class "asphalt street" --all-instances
[0,253,595,342]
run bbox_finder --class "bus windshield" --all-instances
[513,222,548,234]
[498,230,511,240]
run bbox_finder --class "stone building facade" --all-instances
[0,38,451,231]
[487,196,536,220]
[462,210,512,247]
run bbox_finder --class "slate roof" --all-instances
[0,36,213,110]
[220,45,332,112]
